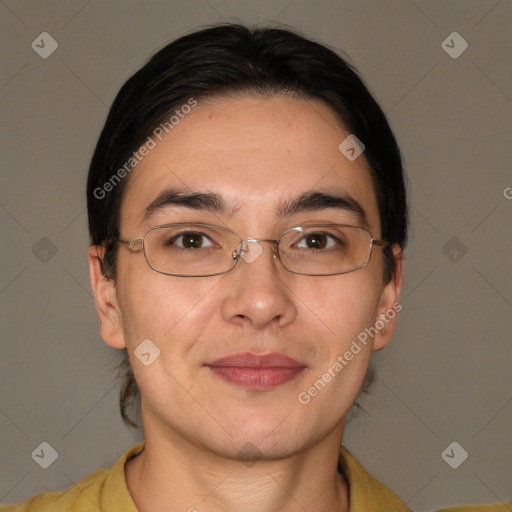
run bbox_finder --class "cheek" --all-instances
[293,275,380,420]
[118,273,225,400]
[118,264,225,348]
[296,271,381,344]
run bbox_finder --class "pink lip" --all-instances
[205,352,306,390]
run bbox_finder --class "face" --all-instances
[89,94,402,461]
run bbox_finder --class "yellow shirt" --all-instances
[1,442,509,511]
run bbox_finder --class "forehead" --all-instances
[120,94,381,233]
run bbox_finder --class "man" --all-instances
[3,24,509,512]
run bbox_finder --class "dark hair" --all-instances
[87,24,408,430]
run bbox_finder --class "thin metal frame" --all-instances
[116,222,390,277]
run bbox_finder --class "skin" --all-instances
[88,94,403,512]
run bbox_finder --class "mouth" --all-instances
[205,352,307,390]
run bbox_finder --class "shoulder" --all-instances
[339,445,413,510]
[0,468,109,511]
[339,446,511,512]
[435,504,512,512]
[0,442,144,512]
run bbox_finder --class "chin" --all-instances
[208,435,307,464]
[199,415,315,461]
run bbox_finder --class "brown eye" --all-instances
[168,232,214,249]
[181,233,204,248]
[295,232,340,250]
[304,233,328,249]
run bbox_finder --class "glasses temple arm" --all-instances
[114,238,143,250]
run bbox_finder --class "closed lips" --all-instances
[205,352,307,389]
[206,352,306,368]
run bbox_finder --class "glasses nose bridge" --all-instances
[233,237,280,260]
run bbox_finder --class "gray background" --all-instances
[1,1,511,510]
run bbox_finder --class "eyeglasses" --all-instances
[115,222,390,277]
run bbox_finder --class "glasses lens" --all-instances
[279,225,372,275]
[144,224,240,276]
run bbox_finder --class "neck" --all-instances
[125,414,349,512]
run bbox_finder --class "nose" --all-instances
[221,240,297,331]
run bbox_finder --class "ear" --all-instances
[373,244,403,351]
[87,245,126,349]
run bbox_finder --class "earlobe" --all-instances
[87,245,126,349]
[373,244,403,351]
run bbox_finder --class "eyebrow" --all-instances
[278,190,369,228]
[142,187,369,228]
[142,188,241,222]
